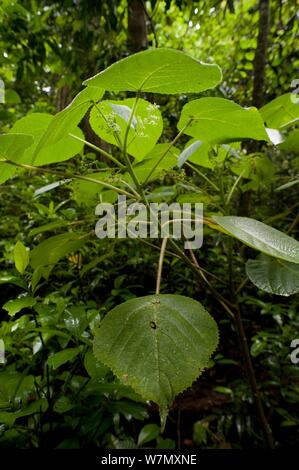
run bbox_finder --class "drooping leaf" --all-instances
[137,423,161,447]
[178,98,269,144]
[246,254,299,296]
[14,240,30,274]
[29,221,69,237]
[47,347,81,369]
[260,94,299,129]
[83,48,222,94]
[33,86,104,160]
[213,216,299,264]
[93,294,218,428]
[30,233,87,269]
[34,179,71,197]
[178,139,212,168]
[275,179,299,191]
[89,98,163,161]
[2,296,36,317]
[0,274,27,289]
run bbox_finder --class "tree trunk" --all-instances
[252,0,270,108]
[239,0,271,216]
[127,0,148,53]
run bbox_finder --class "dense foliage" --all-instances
[0,0,298,449]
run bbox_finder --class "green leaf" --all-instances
[84,351,109,379]
[30,232,87,269]
[193,421,207,445]
[0,133,34,160]
[178,98,269,144]
[34,179,71,197]
[47,347,81,369]
[275,179,299,191]
[213,216,299,264]
[178,139,212,169]
[2,296,36,317]
[53,396,75,414]
[246,254,299,296]
[279,129,299,154]
[128,143,179,183]
[83,48,222,94]
[137,423,161,447]
[29,221,68,237]
[63,306,89,338]
[213,386,233,395]
[71,171,112,206]
[0,164,16,184]
[89,99,163,161]
[10,113,84,166]
[32,86,104,161]
[4,89,21,104]
[93,294,218,428]
[260,94,299,129]
[0,133,34,183]
[0,274,27,289]
[13,240,30,274]
[0,371,35,405]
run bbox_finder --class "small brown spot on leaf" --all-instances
[150,321,157,330]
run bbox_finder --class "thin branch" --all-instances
[156,237,168,295]
[68,133,125,169]
[2,159,136,198]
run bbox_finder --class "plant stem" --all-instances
[144,120,192,185]
[3,159,136,198]
[156,237,168,294]
[187,162,220,192]
[233,302,275,448]
[122,95,143,193]
[68,133,125,169]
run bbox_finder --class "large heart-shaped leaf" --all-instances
[32,86,104,161]
[260,94,299,129]
[10,113,84,166]
[83,48,222,94]
[213,216,299,264]
[246,254,299,296]
[178,98,269,144]
[93,294,218,427]
[0,133,34,183]
[89,98,163,161]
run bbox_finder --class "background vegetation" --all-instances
[0,0,298,449]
